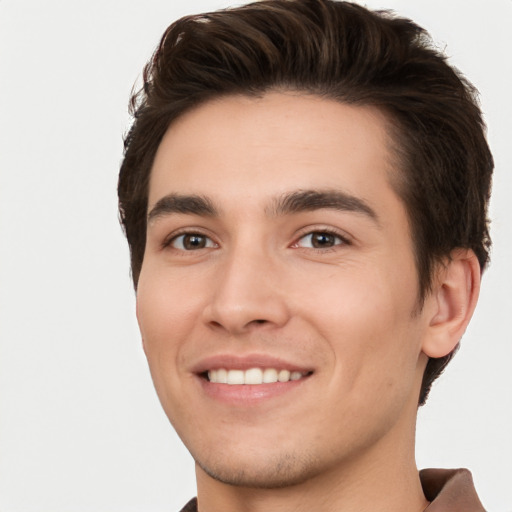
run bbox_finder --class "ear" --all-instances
[421,249,481,358]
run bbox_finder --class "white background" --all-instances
[0,1,511,511]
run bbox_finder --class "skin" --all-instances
[136,92,480,512]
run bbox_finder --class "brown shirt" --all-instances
[178,468,486,511]
[421,468,486,511]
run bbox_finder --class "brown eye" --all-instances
[171,233,215,250]
[311,233,336,248]
[296,231,345,249]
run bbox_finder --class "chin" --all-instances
[195,449,321,489]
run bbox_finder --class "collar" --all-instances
[420,468,486,511]
[179,468,486,512]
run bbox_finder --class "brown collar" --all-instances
[421,468,486,511]
[180,468,486,512]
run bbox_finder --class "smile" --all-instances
[207,368,310,385]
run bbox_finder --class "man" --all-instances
[118,1,493,510]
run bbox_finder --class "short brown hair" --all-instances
[118,0,493,405]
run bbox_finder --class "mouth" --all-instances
[204,367,312,385]
[193,355,314,404]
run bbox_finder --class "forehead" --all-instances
[148,92,401,218]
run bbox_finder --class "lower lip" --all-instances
[198,375,311,405]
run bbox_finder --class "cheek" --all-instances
[136,268,201,419]
[315,280,422,435]
[136,265,202,346]
[135,267,201,403]
[296,262,421,384]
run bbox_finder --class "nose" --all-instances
[202,245,291,335]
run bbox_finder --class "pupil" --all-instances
[312,233,334,248]
[184,235,206,250]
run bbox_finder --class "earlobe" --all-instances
[421,249,481,359]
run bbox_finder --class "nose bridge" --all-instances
[204,233,289,333]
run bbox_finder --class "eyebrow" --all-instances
[268,189,379,223]
[147,189,379,225]
[147,194,218,222]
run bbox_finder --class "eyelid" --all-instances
[159,225,351,251]
[162,228,218,250]
[291,226,352,248]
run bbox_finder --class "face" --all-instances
[137,92,432,488]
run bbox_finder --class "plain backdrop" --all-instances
[0,1,511,511]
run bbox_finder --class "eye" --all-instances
[295,231,346,249]
[169,233,216,250]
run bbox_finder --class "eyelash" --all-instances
[161,228,351,252]
[293,228,351,252]
[162,230,217,251]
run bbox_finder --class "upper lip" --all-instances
[191,354,314,375]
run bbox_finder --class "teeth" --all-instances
[245,368,263,384]
[262,368,278,383]
[227,369,244,385]
[278,369,291,382]
[207,368,308,385]
[216,368,227,383]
